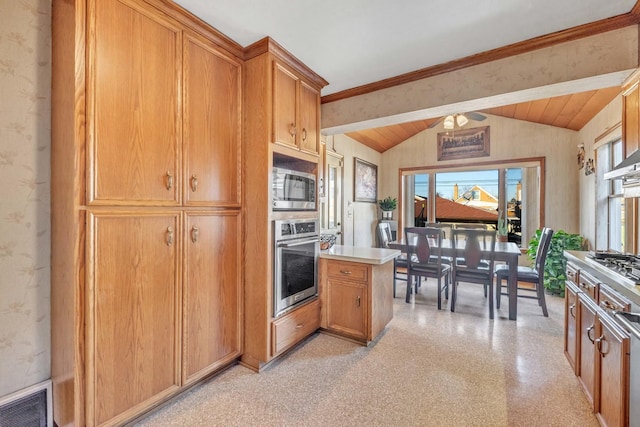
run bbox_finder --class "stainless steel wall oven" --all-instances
[273,219,319,317]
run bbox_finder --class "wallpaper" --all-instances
[0,0,51,397]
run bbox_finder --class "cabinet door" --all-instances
[183,211,242,384]
[577,293,597,408]
[87,212,180,426]
[623,82,640,157]
[326,278,367,341]
[299,80,320,155]
[595,314,630,427]
[273,61,298,148]
[183,33,242,206]
[90,0,181,205]
[564,281,579,372]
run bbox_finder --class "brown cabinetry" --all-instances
[242,37,327,371]
[564,261,631,427]
[87,212,181,426]
[273,60,321,155]
[578,293,598,406]
[52,1,243,425]
[622,69,640,157]
[183,212,242,385]
[320,258,394,344]
[565,280,579,372]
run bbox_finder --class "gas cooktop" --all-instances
[585,251,640,285]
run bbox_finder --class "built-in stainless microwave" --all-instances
[272,167,316,211]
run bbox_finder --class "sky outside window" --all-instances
[415,169,522,200]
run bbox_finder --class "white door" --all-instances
[323,151,344,244]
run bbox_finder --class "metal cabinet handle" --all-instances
[586,324,595,343]
[569,303,576,319]
[340,270,352,275]
[296,323,303,329]
[191,225,199,243]
[166,226,174,246]
[601,300,616,310]
[356,296,361,307]
[301,128,307,141]
[595,335,608,357]
[166,171,173,190]
[289,123,297,137]
[190,174,198,192]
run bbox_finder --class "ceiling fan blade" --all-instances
[466,112,486,121]
[427,117,444,128]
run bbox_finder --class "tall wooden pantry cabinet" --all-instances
[52,1,243,425]
[242,38,328,371]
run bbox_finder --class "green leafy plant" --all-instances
[378,196,397,211]
[527,229,587,296]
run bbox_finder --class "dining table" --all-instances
[389,238,522,320]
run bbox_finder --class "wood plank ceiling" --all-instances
[344,86,622,153]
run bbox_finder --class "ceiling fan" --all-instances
[428,112,487,129]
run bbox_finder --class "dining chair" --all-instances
[404,227,451,309]
[377,222,407,298]
[495,227,554,317]
[450,228,497,318]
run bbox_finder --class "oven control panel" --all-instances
[275,219,319,240]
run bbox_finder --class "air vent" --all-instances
[0,380,52,427]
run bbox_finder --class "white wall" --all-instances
[380,115,582,241]
[330,134,382,247]
[0,0,51,397]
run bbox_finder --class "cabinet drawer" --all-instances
[598,284,632,312]
[566,262,579,284]
[326,261,369,282]
[577,270,599,300]
[272,299,320,356]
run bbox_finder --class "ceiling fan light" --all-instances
[456,114,469,127]
[443,115,454,129]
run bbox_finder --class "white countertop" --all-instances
[320,245,400,265]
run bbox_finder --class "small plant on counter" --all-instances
[378,196,397,220]
[378,196,397,211]
[527,229,587,297]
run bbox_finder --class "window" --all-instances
[404,159,540,247]
[596,137,624,251]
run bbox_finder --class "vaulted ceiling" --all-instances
[344,86,622,152]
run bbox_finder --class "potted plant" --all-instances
[527,229,587,297]
[378,196,397,220]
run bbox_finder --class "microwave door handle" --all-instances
[278,238,320,248]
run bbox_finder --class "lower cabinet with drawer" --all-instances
[319,258,394,344]
[565,260,632,427]
[271,299,321,356]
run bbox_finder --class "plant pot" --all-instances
[382,210,393,220]
[497,234,508,243]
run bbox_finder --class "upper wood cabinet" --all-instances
[622,69,640,157]
[88,1,242,207]
[183,33,242,207]
[273,60,321,155]
[89,0,182,205]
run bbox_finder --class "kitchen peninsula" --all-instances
[319,245,400,344]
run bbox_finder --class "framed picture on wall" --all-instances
[354,157,377,202]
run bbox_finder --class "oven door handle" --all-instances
[278,238,320,248]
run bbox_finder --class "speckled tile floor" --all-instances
[134,280,598,427]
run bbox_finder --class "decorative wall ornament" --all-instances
[585,158,595,175]
[577,144,585,169]
[437,126,490,161]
